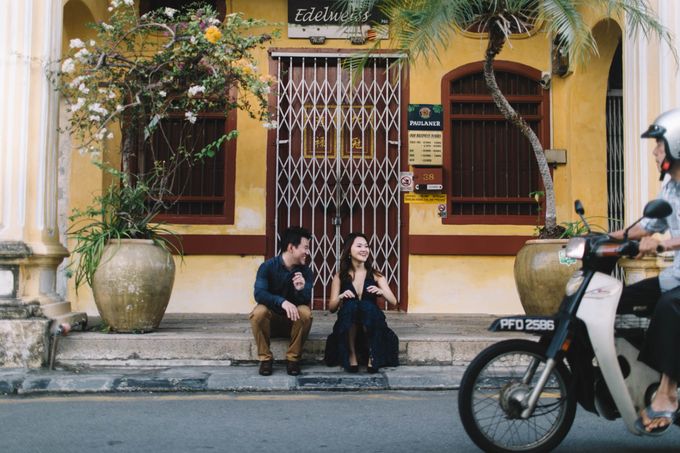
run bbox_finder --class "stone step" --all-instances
[53,313,528,369]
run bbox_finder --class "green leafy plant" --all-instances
[530,190,609,238]
[529,190,545,226]
[67,163,181,290]
[558,217,608,239]
[53,1,279,289]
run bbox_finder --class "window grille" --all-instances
[139,111,236,224]
[442,62,549,225]
[606,90,624,232]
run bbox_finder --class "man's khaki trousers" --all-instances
[249,304,313,362]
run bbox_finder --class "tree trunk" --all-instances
[483,26,558,235]
[120,113,135,186]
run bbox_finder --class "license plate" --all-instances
[493,316,556,332]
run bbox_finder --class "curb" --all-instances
[0,365,466,396]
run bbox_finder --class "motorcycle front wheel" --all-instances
[458,339,576,453]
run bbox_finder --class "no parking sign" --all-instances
[400,171,413,191]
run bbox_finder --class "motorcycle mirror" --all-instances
[574,200,585,216]
[624,199,672,240]
[573,200,591,233]
[643,199,672,219]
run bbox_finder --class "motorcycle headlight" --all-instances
[565,270,584,296]
[565,237,586,259]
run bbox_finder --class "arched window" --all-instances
[441,61,549,225]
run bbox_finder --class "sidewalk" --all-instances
[0,313,527,396]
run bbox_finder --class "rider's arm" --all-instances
[656,236,680,252]
[609,224,649,240]
[610,223,673,257]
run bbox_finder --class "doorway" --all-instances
[267,51,407,310]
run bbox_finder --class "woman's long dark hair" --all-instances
[338,232,383,284]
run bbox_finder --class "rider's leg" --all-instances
[638,285,680,431]
[641,373,678,431]
[617,277,661,315]
[638,285,680,379]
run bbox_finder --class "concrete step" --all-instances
[54,313,528,369]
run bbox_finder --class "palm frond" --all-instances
[380,0,475,63]
[495,0,541,37]
[605,0,677,64]
[542,0,676,69]
[540,0,597,66]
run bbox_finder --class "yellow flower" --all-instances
[235,58,254,75]
[204,26,222,44]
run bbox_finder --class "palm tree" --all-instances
[344,0,674,236]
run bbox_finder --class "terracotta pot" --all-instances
[514,239,581,315]
[92,239,175,333]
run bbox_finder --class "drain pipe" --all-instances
[48,320,85,370]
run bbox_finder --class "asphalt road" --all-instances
[1,391,679,453]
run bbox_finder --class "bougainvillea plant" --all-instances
[54,0,278,288]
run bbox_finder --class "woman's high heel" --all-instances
[367,365,379,374]
[347,365,359,373]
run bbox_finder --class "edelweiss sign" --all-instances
[288,0,389,39]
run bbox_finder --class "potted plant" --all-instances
[344,0,673,314]
[54,0,277,331]
[515,194,610,314]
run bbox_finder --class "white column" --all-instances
[621,0,680,221]
[0,0,84,325]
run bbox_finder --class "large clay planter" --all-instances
[91,239,175,333]
[514,239,581,315]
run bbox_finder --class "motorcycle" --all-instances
[458,199,680,452]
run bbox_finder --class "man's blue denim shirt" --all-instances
[253,255,313,314]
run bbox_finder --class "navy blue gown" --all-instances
[324,274,399,369]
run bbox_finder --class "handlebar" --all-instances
[592,238,639,258]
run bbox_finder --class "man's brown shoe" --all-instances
[258,359,273,376]
[286,360,301,376]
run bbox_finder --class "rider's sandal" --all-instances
[634,405,678,436]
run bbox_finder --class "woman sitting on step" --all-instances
[324,232,399,373]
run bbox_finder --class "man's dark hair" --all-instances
[279,226,312,253]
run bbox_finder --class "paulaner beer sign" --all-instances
[408,104,443,165]
[288,0,389,40]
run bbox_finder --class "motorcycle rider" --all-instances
[610,108,680,435]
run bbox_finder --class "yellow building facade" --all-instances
[2,0,679,322]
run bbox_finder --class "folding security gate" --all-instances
[269,52,405,310]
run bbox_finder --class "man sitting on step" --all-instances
[251,226,314,376]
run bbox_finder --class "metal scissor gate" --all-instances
[270,52,405,310]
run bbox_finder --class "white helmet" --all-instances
[642,108,680,178]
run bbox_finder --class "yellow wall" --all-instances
[63,1,623,315]
[553,19,622,226]
[408,255,522,314]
